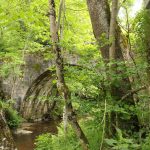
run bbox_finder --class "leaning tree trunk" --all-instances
[0,109,17,149]
[0,80,17,149]
[86,0,139,136]
[49,0,89,150]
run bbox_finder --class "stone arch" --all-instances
[19,64,87,121]
[20,70,57,121]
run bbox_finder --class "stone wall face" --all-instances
[2,53,54,110]
[1,52,78,106]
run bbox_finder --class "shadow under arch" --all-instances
[20,70,58,121]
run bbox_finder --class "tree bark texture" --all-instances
[109,0,118,60]
[86,0,139,135]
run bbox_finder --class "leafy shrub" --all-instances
[35,133,53,150]
[5,107,22,129]
[0,100,22,129]
[35,124,81,150]
[105,128,140,150]
[142,133,150,150]
[35,119,102,150]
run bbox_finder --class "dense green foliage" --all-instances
[35,120,102,150]
[0,100,22,129]
[2,0,150,149]
[132,9,150,127]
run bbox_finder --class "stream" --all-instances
[13,120,59,150]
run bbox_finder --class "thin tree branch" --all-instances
[125,7,142,83]
[66,7,87,11]
[121,86,147,101]
[100,98,107,150]
[57,0,64,32]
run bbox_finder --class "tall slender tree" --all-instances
[49,0,89,149]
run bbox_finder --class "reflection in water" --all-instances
[13,121,59,150]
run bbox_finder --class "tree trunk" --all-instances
[0,81,17,149]
[86,0,110,62]
[0,109,17,149]
[86,0,139,135]
[49,0,89,150]
[109,0,118,60]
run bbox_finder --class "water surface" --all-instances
[13,121,59,150]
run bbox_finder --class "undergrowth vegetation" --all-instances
[1,0,150,150]
[0,100,22,129]
[35,120,102,150]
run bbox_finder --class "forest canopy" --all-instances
[1,0,150,150]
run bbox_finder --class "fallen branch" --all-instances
[121,85,147,101]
